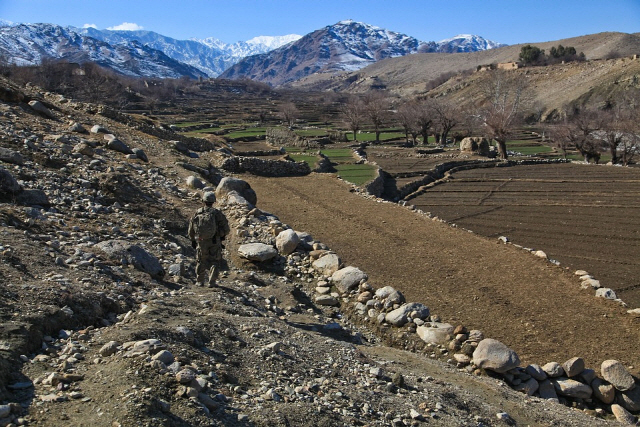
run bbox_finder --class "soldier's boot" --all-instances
[207,265,219,288]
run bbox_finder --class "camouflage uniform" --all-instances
[188,206,230,286]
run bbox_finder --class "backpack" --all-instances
[191,208,217,241]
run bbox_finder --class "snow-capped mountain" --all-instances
[0,23,207,78]
[0,19,504,84]
[76,28,300,76]
[437,34,506,53]
[195,34,301,58]
[220,20,504,86]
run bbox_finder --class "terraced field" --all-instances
[409,163,640,307]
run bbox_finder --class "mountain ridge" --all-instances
[220,20,504,86]
[0,19,504,82]
[0,23,208,78]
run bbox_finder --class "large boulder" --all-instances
[460,137,490,156]
[611,404,636,426]
[275,229,299,255]
[538,379,559,401]
[331,266,367,294]
[591,377,615,404]
[95,240,164,279]
[16,189,50,207]
[542,362,565,378]
[28,100,55,119]
[562,357,585,377]
[618,383,640,412]
[472,338,520,374]
[225,190,253,207]
[601,360,635,392]
[186,175,205,189]
[385,302,430,327]
[0,168,22,195]
[238,243,277,262]
[312,253,341,276]
[0,147,24,165]
[595,287,618,300]
[416,322,454,344]
[216,177,257,207]
[553,378,592,399]
[104,135,134,154]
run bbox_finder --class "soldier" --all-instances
[188,191,230,287]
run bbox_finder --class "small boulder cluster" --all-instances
[498,236,636,312]
[98,338,224,415]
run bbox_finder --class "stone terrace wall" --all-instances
[98,106,217,152]
[265,127,325,149]
[220,156,311,177]
[401,159,569,201]
[363,168,385,198]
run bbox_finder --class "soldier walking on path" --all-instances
[188,191,230,287]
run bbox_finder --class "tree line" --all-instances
[519,44,586,66]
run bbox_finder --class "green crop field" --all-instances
[288,153,319,169]
[346,131,406,142]
[320,148,354,163]
[334,164,377,185]
[224,128,267,139]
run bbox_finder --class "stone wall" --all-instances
[224,178,640,425]
[220,156,311,177]
[363,168,385,198]
[98,106,217,152]
[401,159,569,201]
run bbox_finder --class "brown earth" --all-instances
[408,163,640,308]
[246,173,640,373]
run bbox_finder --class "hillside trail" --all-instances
[245,173,640,374]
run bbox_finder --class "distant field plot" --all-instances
[334,163,378,185]
[409,163,640,307]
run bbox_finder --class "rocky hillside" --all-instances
[0,76,638,426]
[0,23,208,79]
[290,31,640,95]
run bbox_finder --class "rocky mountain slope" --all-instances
[76,27,301,77]
[219,20,503,86]
[0,23,208,79]
[0,76,638,426]
[0,22,299,78]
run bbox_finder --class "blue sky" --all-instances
[1,0,638,45]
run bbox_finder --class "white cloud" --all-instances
[107,22,144,31]
[83,23,98,29]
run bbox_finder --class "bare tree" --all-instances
[432,98,459,147]
[477,71,528,159]
[556,106,603,163]
[395,101,419,144]
[340,97,365,141]
[279,102,299,128]
[415,99,435,145]
[621,89,640,165]
[596,109,624,164]
[363,92,389,143]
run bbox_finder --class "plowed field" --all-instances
[409,163,640,307]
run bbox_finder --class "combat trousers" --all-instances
[196,238,223,286]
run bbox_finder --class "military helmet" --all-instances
[202,191,216,203]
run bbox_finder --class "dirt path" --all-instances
[246,173,640,373]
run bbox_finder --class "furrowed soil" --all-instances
[408,163,640,308]
[246,173,640,373]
